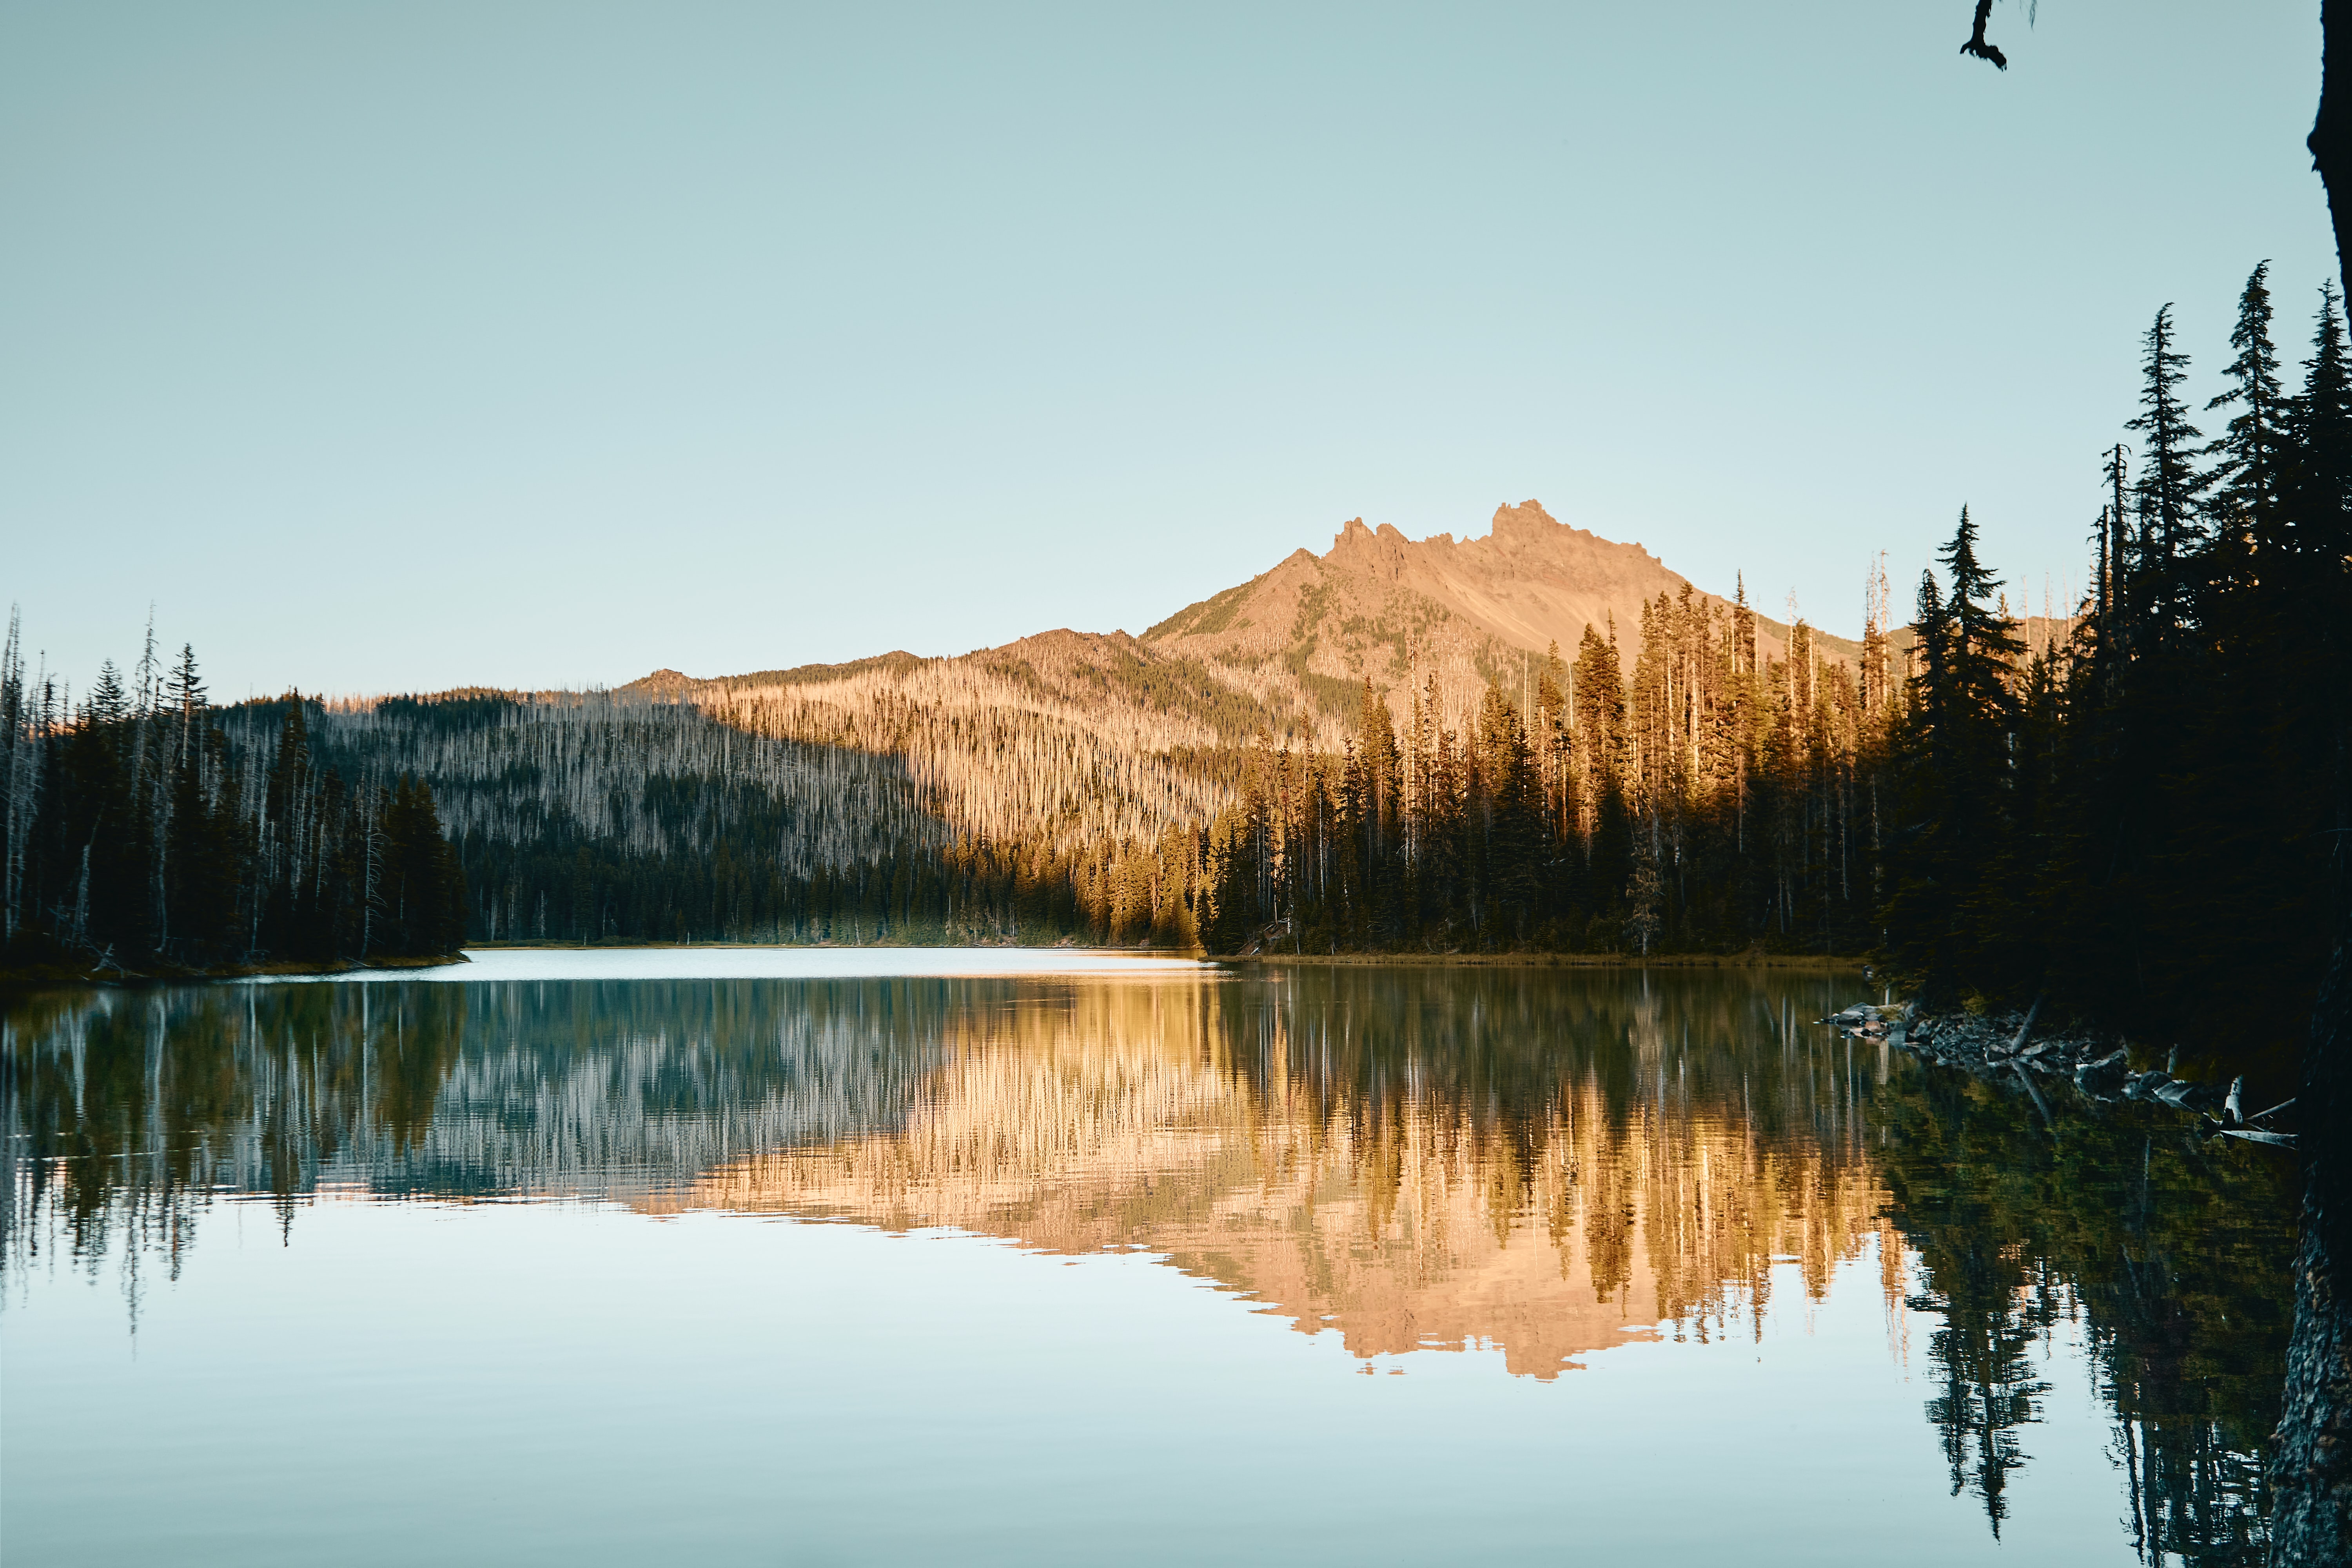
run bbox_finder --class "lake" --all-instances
[1,950,2296,1566]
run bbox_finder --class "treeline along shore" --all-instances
[2,598,1898,975]
[1875,266,2349,1084]
[0,628,465,980]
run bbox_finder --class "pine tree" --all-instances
[163,643,207,724]
[1938,508,2025,753]
[2289,283,2352,565]
[1880,510,2025,1000]
[87,662,128,727]
[2125,306,2210,624]
[2205,263,2288,549]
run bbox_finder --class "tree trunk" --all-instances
[2272,14,2352,1560]
[2273,936,2352,1563]
[2314,1,2352,313]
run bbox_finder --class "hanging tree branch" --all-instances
[1962,0,2008,71]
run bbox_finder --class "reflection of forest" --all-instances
[0,966,2297,1559]
[649,969,1900,1378]
[0,979,946,1263]
[1873,1063,2294,1563]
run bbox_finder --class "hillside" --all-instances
[3,498,1951,955]
[634,499,1889,856]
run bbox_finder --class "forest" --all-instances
[1187,581,1902,957]
[4,263,2344,1061]
[1,595,1896,967]
[0,626,465,975]
[1878,265,2350,1073]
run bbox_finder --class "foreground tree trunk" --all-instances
[2274,938,2352,1562]
[2272,13,2352,1562]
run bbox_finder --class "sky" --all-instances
[2,1,2335,700]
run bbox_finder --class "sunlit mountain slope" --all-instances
[635,500,1873,856]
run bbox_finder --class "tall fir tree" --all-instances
[2124,305,2209,627]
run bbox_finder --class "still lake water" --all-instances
[2,950,2296,1566]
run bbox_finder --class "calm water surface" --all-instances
[1,951,2296,1566]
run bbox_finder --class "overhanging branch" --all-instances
[1962,0,2008,70]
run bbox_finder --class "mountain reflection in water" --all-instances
[2,962,2296,1563]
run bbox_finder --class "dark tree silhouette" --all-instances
[1956,9,2352,1557]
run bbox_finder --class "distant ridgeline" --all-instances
[0,629,465,974]
[1877,264,2352,1068]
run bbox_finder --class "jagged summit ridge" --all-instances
[622,499,1874,854]
[1145,499,1847,690]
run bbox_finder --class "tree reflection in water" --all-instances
[1875,1062,2292,1563]
[0,963,2296,1560]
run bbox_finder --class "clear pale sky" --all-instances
[2,2,2334,700]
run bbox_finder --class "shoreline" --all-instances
[3,941,1872,990]
[1234,950,1868,970]
[461,939,1865,971]
[0,951,470,991]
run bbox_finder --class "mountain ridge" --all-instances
[1140,499,1860,690]
[634,500,1868,715]
[611,499,1910,855]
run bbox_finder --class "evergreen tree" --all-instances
[2204,262,2288,554]
[2124,305,2210,626]
[1882,515,2022,1000]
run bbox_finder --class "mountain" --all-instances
[626,500,1876,851]
[1144,499,1855,705]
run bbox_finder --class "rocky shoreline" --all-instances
[1820,1000,2298,1149]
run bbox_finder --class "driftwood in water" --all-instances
[2003,995,2044,1058]
[2155,1078,2205,1111]
[2011,1060,2053,1124]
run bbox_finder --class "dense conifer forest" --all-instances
[0,624,465,974]
[1190,582,1901,956]
[1879,266,2351,1072]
